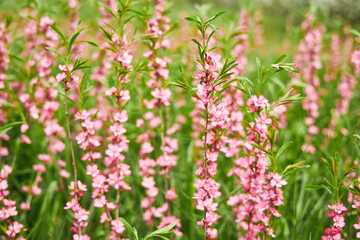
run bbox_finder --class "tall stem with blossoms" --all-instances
[226,55,302,239]
[49,24,93,239]
[137,0,182,235]
[172,11,238,239]
[292,13,325,154]
[91,2,140,237]
[307,157,353,240]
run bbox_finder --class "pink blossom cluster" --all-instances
[0,23,11,138]
[253,9,264,46]
[351,50,360,75]
[68,0,80,33]
[104,109,132,190]
[0,165,26,239]
[74,107,131,239]
[323,74,356,138]
[146,0,171,49]
[136,113,182,235]
[354,217,360,238]
[294,13,324,154]
[227,95,287,239]
[321,202,347,240]
[19,153,55,211]
[75,110,102,162]
[328,33,342,80]
[191,49,230,239]
[231,11,251,76]
[64,181,91,240]
[135,0,182,235]
[221,90,245,158]
[109,35,133,72]
[56,64,80,90]
[0,23,10,90]
[18,87,62,148]
[22,14,58,80]
[346,174,360,238]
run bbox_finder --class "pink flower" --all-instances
[206,228,218,239]
[119,90,131,104]
[351,50,360,74]
[5,221,24,238]
[268,173,287,188]
[151,88,172,106]
[111,220,125,234]
[328,202,347,215]
[333,215,345,228]
[165,189,178,201]
[105,87,117,96]
[246,95,270,113]
[142,176,156,189]
[86,164,99,177]
[204,52,223,72]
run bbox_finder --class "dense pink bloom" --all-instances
[322,202,347,239]
[351,50,360,74]
[151,88,172,106]
[246,95,270,113]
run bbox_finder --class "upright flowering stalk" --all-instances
[231,10,251,77]
[48,24,94,239]
[226,55,301,239]
[136,0,182,235]
[322,202,347,240]
[227,95,286,239]
[0,23,11,159]
[102,32,133,238]
[293,13,324,154]
[220,10,252,160]
[76,2,140,238]
[57,63,91,239]
[0,165,26,239]
[348,174,360,239]
[310,157,350,240]
[323,28,356,140]
[253,9,264,47]
[0,23,9,91]
[352,50,360,75]
[177,12,237,239]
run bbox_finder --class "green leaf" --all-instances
[205,10,226,24]
[8,54,25,64]
[273,54,288,64]
[0,121,25,137]
[191,39,203,49]
[84,41,98,47]
[249,142,267,153]
[67,27,86,54]
[275,142,293,159]
[256,57,262,87]
[345,28,360,38]
[340,167,357,184]
[49,24,67,44]
[119,217,139,240]
[282,161,309,177]
[323,177,335,189]
[185,16,201,24]
[322,158,335,181]
[99,26,112,41]
[98,2,118,21]
[45,47,65,62]
[144,222,177,240]
[305,185,326,190]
